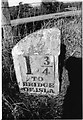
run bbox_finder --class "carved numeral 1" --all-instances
[24,56,32,74]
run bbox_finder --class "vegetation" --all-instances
[9,1,82,20]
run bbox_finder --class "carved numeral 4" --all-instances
[42,68,50,75]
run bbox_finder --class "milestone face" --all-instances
[12,28,60,95]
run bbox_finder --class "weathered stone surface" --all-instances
[12,27,60,95]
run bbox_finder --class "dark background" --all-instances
[63,57,82,119]
[59,44,82,119]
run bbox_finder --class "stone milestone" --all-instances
[12,28,60,95]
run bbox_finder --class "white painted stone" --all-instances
[12,27,60,95]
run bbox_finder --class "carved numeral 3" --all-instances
[44,56,50,65]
